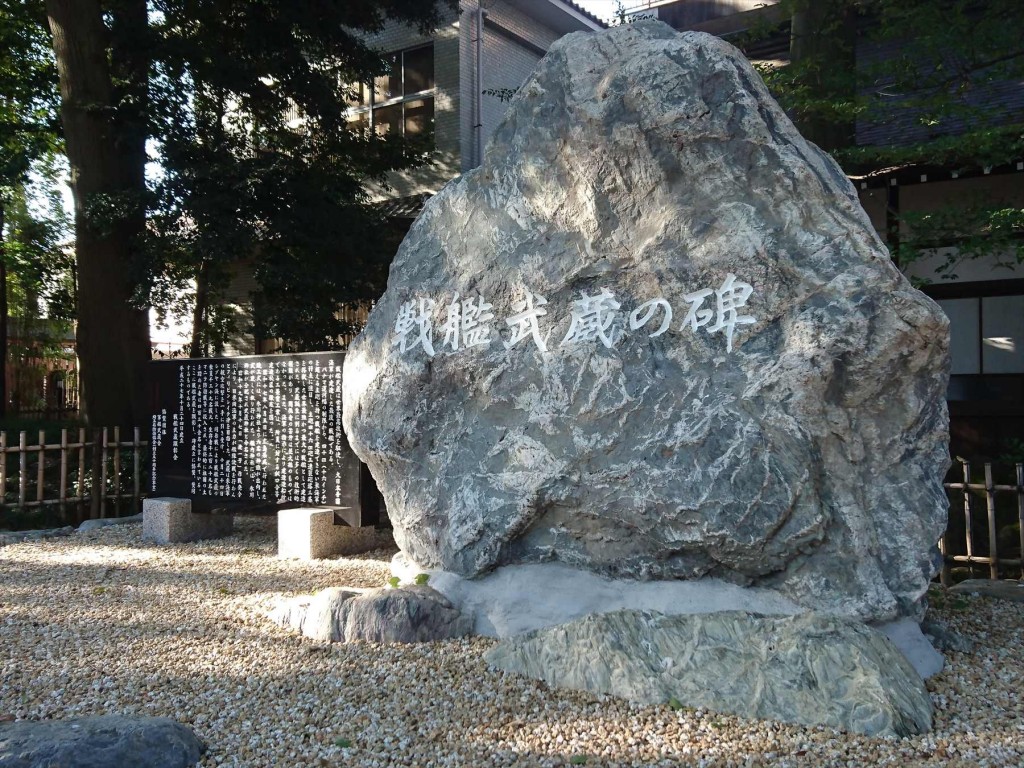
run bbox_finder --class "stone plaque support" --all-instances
[277,508,389,560]
[142,497,234,544]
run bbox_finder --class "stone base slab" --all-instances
[278,508,391,560]
[142,498,233,544]
[391,555,944,679]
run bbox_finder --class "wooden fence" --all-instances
[0,427,148,529]
[940,458,1024,583]
[2,433,1022,583]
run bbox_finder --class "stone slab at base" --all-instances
[278,508,390,560]
[391,555,944,679]
[142,497,233,544]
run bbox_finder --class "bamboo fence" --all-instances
[941,458,1024,584]
[1,427,1021,587]
[0,427,148,526]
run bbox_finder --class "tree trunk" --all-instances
[45,0,151,429]
[191,260,211,358]
[789,0,858,152]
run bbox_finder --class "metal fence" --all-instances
[0,427,148,529]
[940,458,1024,584]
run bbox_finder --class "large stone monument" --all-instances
[344,19,949,624]
[337,19,950,733]
[341,22,950,724]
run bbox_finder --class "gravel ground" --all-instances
[1,516,1022,768]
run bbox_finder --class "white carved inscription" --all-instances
[393,273,756,357]
[441,293,495,351]
[503,288,549,352]
[562,288,622,349]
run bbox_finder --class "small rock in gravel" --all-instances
[0,527,74,547]
[949,579,1024,603]
[0,715,204,768]
[922,617,975,653]
[77,515,143,534]
[273,585,473,643]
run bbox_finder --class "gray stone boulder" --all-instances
[949,579,1024,603]
[78,514,142,534]
[389,555,944,678]
[271,585,473,643]
[342,20,949,623]
[0,716,204,768]
[486,610,933,738]
[0,527,74,547]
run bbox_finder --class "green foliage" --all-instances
[143,0,457,351]
[4,1,455,358]
[752,0,1024,171]
[0,0,61,190]
[0,0,70,327]
[387,576,401,589]
[2,175,74,321]
[896,203,1024,277]
[413,573,429,585]
[611,1,653,26]
[999,438,1024,465]
[743,0,1024,273]
[927,584,975,609]
[333,737,353,748]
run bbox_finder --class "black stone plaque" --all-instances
[150,352,379,525]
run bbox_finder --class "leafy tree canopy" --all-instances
[738,0,1024,278]
[0,0,60,190]
[38,0,455,424]
[144,0,456,354]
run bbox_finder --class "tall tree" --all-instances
[146,1,449,353]
[45,0,150,428]
[44,1,455,423]
[786,0,858,152]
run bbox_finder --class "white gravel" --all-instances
[1,516,1022,767]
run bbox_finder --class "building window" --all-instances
[937,294,1024,374]
[348,44,434,139]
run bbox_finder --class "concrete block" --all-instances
[142,497,234,544]
[278,508,391,560]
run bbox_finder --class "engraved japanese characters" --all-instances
[342,22,950,624]
[393,273,754,357]
[152,354,353,506]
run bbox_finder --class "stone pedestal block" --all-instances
[142,497,233,544]
[278,508,389,560]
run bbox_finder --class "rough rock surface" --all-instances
[390,554,944,678]
[949,579,1024,603]
[0,716,204,768]
[271,585,473,643]
[0,527,74,547]
[77,514,142,534]
[343,21,950,623]
[486,610,933,738]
